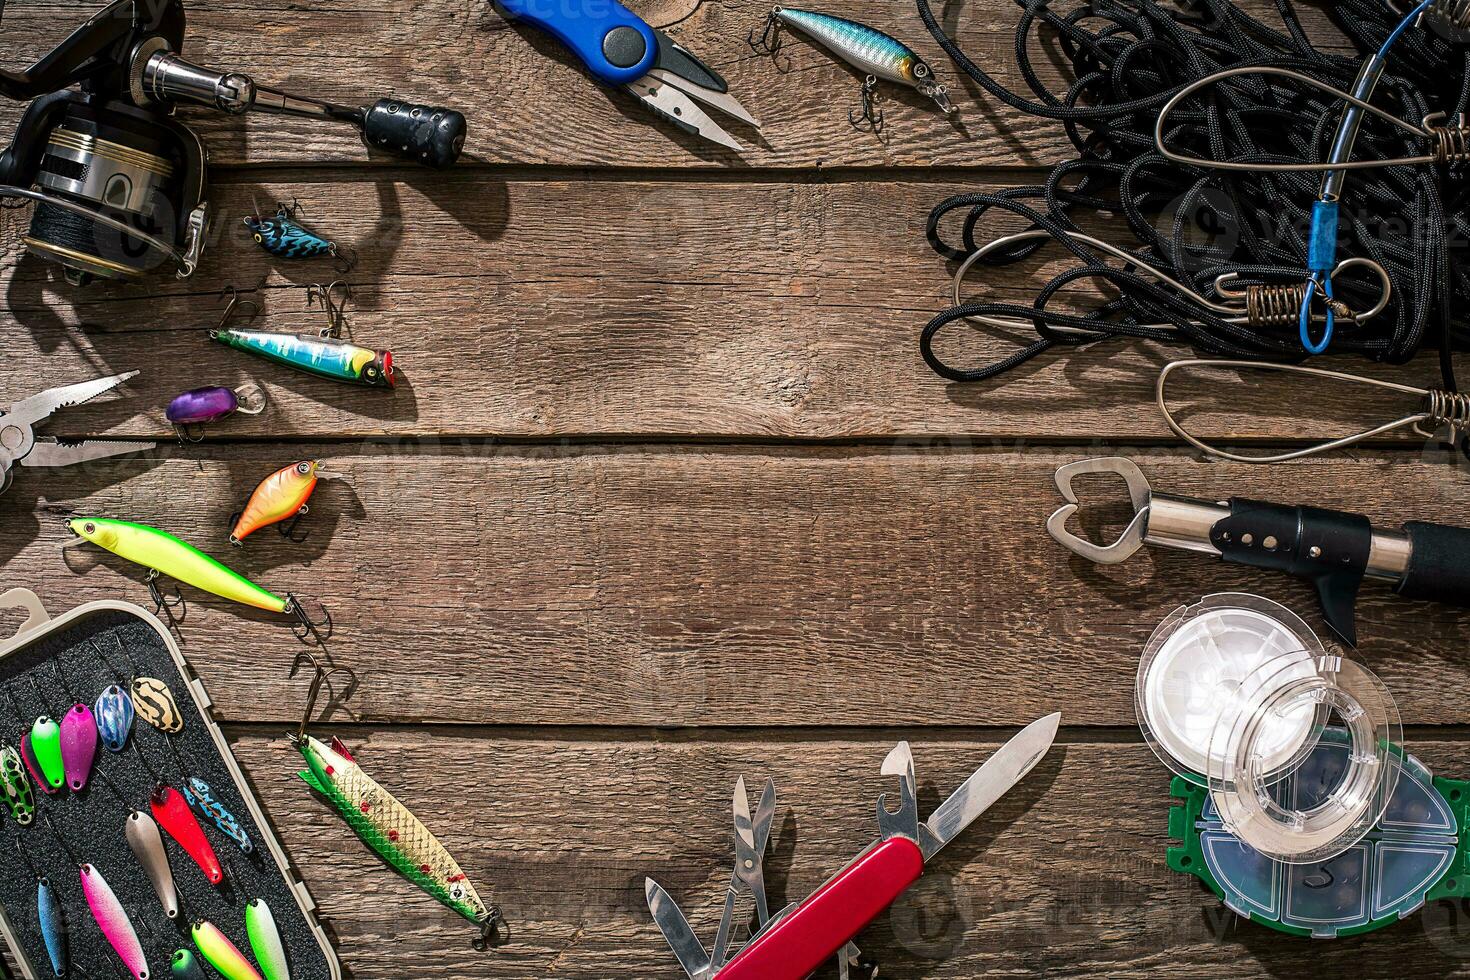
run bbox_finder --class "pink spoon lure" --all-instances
[60,703,98,791]
[81,863,150,979]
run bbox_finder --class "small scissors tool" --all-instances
[495,0,761,150]
[0,373,155,496]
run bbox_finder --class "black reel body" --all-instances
[0,0,466,286]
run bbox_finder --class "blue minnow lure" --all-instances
[245,202,352,267]
[95,684,135,753]
[37,876,66,978]
[183,776,254,854]
[756,7,954,113]
[212,329,396,388]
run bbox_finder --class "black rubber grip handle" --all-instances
[361,98,466,169]
[1397,521,1470,605]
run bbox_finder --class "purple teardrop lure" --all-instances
[60,704,98,791]
[20,733,57,796]
[95,685,134,753]
[167,387,240,426]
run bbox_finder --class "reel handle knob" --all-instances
[361,99,466,169]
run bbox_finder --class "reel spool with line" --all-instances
[0,0,468,286]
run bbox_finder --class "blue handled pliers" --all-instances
[496,0,760,150]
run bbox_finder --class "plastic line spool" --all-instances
[1137,594,1401,864]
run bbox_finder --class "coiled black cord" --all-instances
[918,0,1470,386]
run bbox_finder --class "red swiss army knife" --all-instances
[644,712,1061,979]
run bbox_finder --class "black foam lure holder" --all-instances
[0,590,339,980]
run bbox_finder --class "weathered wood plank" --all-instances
[5,445,1467,727]
[224,728,1470,978]
[2,176,1435,441]
[0,0,1355,169]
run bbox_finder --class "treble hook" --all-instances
[145,569,187,634]
[849,75,885,134]
[747,6,784,54]
[289,649,348,741]
[212,285,261,335]
[285,593,333,646]
[307,280,352,339]
[474,908,512,951]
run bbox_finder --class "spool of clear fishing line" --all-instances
[1137,594,1401,863]
[1205,652,1401,864]
[1137,595,1324,780]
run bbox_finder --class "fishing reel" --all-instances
[0,0,467,285]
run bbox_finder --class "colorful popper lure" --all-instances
[67,518,294,614]
[166,384,266,441]
[245,900,289,980]
[1,745,36,824]
[232,461,325,545]
[296,734,501,941]
[211,329,395,388]
[131,677,184,734]
[172,949,208,980]
[25,718,64,792]
[151,785,224,885]
[191,920,263,980]
[59,703,97,790]
[245,203,346,262]
[183,776,253,854]
[96,684,136,751]
[127,810,179,920]
[36,876,66,978]
[80,864,149,980]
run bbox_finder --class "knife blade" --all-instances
[920,712,1061,861]
[645,877,711,979]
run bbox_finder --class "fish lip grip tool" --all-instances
[645,714,1060,980]
[1046,455,1470,646]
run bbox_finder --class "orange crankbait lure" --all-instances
[231,461,328,545]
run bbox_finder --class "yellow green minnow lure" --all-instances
[289,654,506,948]
[66,519,327,639]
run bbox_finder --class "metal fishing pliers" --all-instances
[495,0,760,150]
[0,373,155,496]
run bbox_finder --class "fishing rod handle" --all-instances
[1396,521,1470,605]
[360,99,467,169]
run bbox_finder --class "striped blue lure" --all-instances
[95,684,135,753]
[754,7,954,117]
[212,329,396,389]
[245,202,352,267]
[183,777,254,854]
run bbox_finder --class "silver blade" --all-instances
[4,372,140,429]
[20,438,155,468]
[624,76,742,151]
[646,68,761,129]
[645,878,711,979]
[920,712,1061,861]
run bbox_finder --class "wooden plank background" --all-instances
[4,0,1470,977]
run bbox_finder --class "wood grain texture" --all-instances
[224,726,1470,978]
[3,174,1441,441]
[0,0,1356,170]
[5,445,1468,728]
